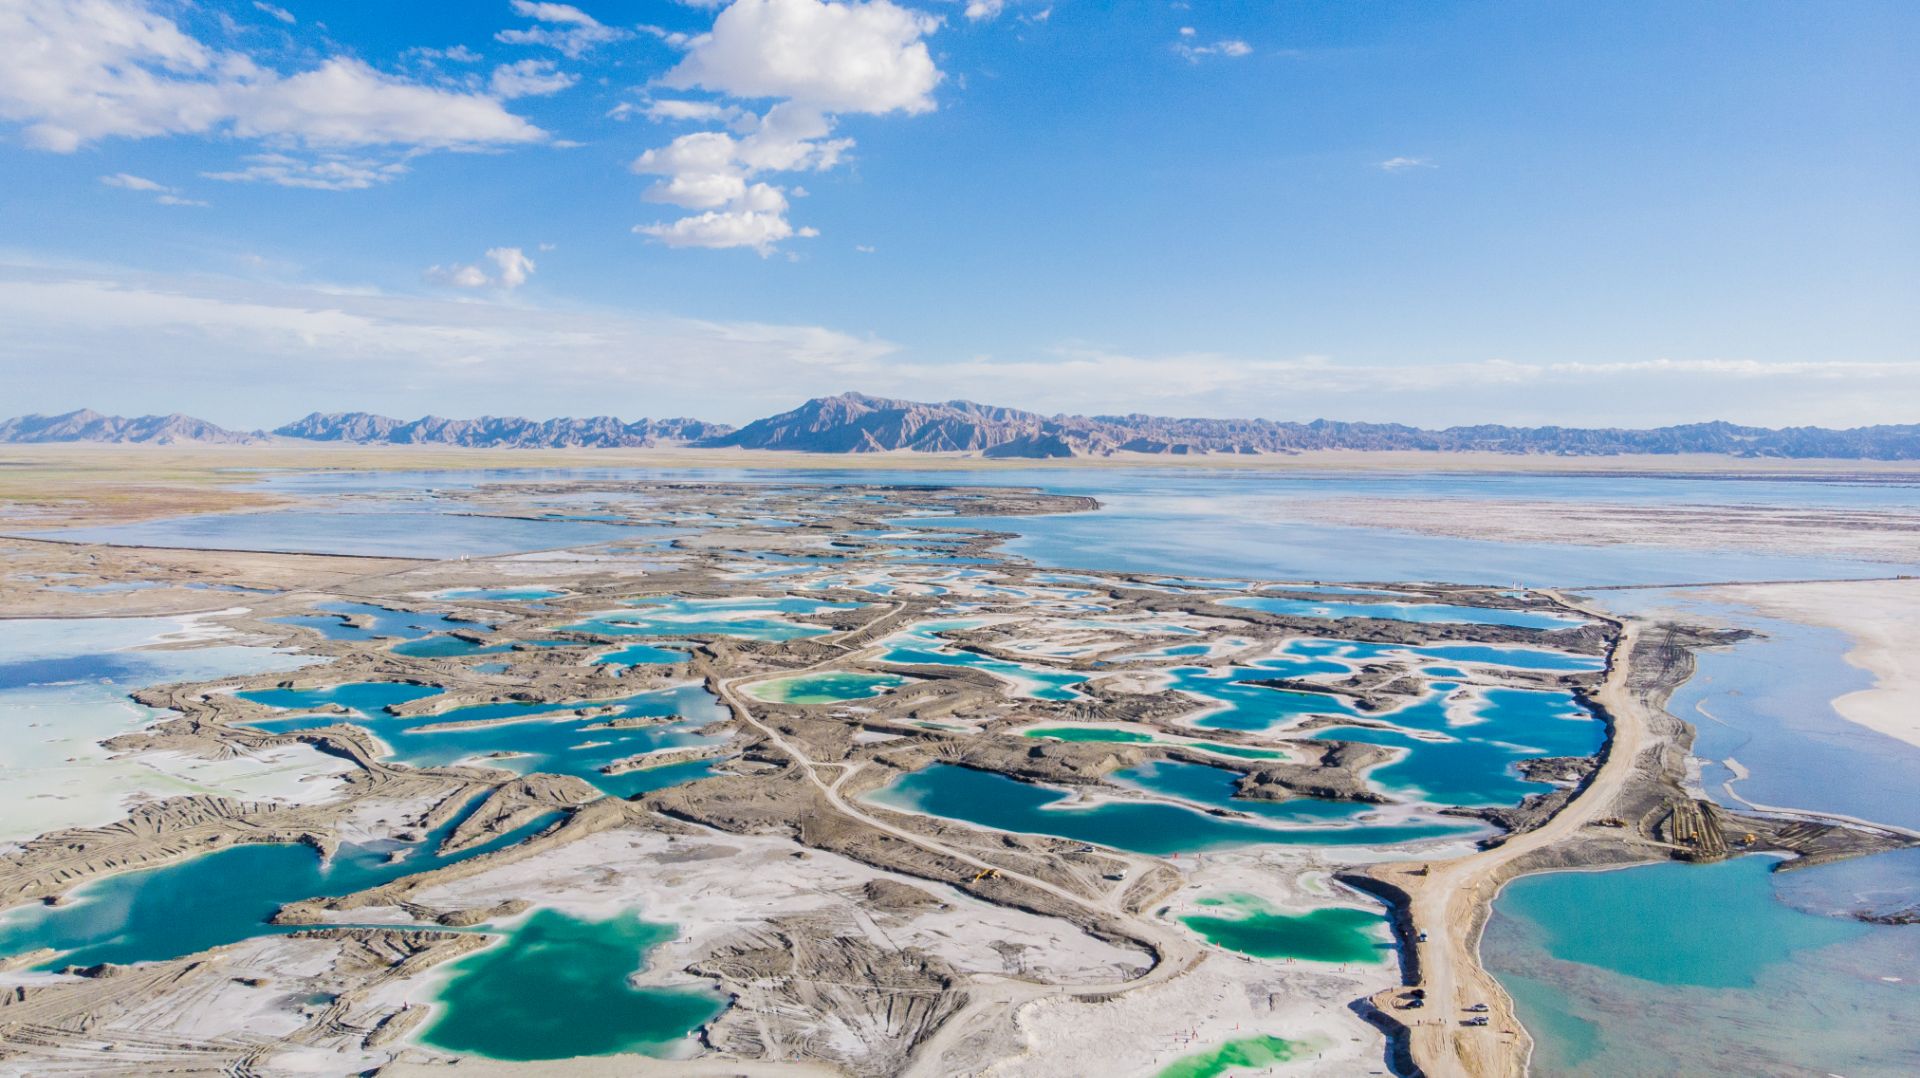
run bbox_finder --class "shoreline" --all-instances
[1702,579,1920,750]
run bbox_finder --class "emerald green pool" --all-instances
[1156,1034,1301,1078]
[1180,893,1388,963]
[424,908,725,1061]
[747,671,909,704]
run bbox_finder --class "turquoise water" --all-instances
[0,803,555,970]
[562,597,857,642]
[392,635,510,658]
[239,682,727,797]
[424,908,724,1061]
[595,643,687,667]
[869,763,1470,854]
[271,602,485,642]
[878,622,1087,700]
[1221,595,1581,629]
[1485,857,1920,1076]
[1164,654,1359,732]
[747,671,909,704]
[1311,686,1604,806]
[1494,858,1864,988]
[438,588,565,601]
[1410,643,1602,672]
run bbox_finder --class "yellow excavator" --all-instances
[971,867,1001,883]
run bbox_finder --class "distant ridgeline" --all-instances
[5,395,1919,459]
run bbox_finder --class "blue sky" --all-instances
[1,0,1914,427]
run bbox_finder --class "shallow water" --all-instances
[877,621,1088,700]
[562,596,856,642]
[869,763,1470,854]
[423,908,724,1061]
[240,682,727,797]
[29,509,648,558]
[1602,593,1920,831]
[1484,857,1920,1076]
[747,671,909,704]
[438,588,565,601]
[1220,595,1581,630]
[1311,686,1605,807]
[271,601,484,642]
[1156,1034,1302,1078]
[0,617,315,841]
[1180,893,1389,963]
[0,802,556,969]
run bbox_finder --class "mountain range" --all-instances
[4,396,1917,459]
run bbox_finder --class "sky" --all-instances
[0,0,1915,429]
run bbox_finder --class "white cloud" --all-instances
[496,0,629,58]
[1176,36,1253,61]
[203,152,409,190]
[409,44,484,64]
[635,0,942,253]
[100,172,167,192]
[0,0,544,156]
[666,0,941,114]
[628,98,750,124]
[489,59,577,99]
[1379,156,1435,172]
[487,246,535,288]
[635,209,812,255]
[964,0,1005,20]
[252,2,295,24]
[100,171,206,205]
[426,246,537,290]
[3,259,1916,428]
[0,261,898,421]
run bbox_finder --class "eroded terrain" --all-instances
[1,477,1907,1077]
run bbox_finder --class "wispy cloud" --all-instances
[1379,156,1435,172]
[99,172,207,206]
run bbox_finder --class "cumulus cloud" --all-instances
[426,246,537,289]
[634,0,942,253]
[203,153,409,190]
[1379,156,1435,172]
[963,0,1005,22]
[495,0,629,58]
[665,0,941,114]
[489,59,577,99]
[0,0,545,158]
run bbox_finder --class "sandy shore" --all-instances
[1705,578,1920,749]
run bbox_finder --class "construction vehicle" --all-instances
[971,867,1001,883]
